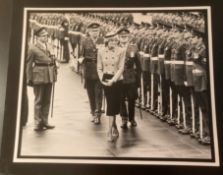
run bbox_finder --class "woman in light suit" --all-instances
[97,32,126,142]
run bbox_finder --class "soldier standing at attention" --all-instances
[79,23,103,124]
[118,27,141,129]
[26,27,57,131]
[58,19,70,63]
[192,35,210,145]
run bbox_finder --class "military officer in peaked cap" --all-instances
[79,22,104,124]
[118,27,141,129]
[26,27,57,131]
[58,18,70,63]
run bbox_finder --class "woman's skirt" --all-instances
[103,81,122,116]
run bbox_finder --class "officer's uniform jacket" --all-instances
[97,46,126,83]
[172,41,187,86]
[121,43,141,86]
[139,37,151,72]
[164,40,174,80]
[79,36,104,80]
[69,29,81,49]
[157,38,167,75]
[26,42,57,85]
[150,38,161,74]
[185,42,195,87]
[58,25,69,41]
[192,42,207,92]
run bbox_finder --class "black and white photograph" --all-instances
[12,7,219,166]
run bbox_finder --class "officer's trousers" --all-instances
[152,73,159,111]
[162,79,171,116]
[194,90,210,136]
[142,71,150,107]
[60,39,70,63]
[21,83,28,126]
[85,79,103,117]
[120,83,138,122]
[170,82,177,120]
[33,83,53,126]
[175,85,191,127]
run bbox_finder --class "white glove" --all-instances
[78,57,85,64]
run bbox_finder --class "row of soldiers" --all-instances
[152,12,205,33]
[133,23,210,145]
[27,12,211,145]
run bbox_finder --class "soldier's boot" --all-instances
[199,136,211,145]
[146,104,151,112]
[34,124,45,131]
[121,117,128,129]
[159,114,167,122]
[130,120,137,127]
[91,112,96,122]
[94,110,101,125]
[190,131,200,139]
[176,123,184,130]
[167,115,175,126]
[179,127,191,135]
[94,115,101,125]
[34,121,46,131]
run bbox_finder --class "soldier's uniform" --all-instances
[172,33,188,129]
[178,32,195,134]
[192,38,210,144]
[157,33,168,119]
[118,28,141,129]
[150,30,161,114]
[58,19,70,63]
[138,36,151,110]
[163,34,175,123]
[79,23,103,124]
[26,27,57,131]
[169,35,180,125]
[179,31,193,134]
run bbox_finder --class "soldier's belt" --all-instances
[64,37,69,41]
[139,51,144,55]
[164,60,171,64]
[143,53,150,58]
[85,58,97,63]
[171,60,184,64]
[185,61,194,66]
[35,63,55,66]
[151,57,158,61]
[192,69,203,75]
[158,54,165,59]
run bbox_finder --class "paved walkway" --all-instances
[20,63,211,159]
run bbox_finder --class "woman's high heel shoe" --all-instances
[112,126,119,138]
[107,132,114,142]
